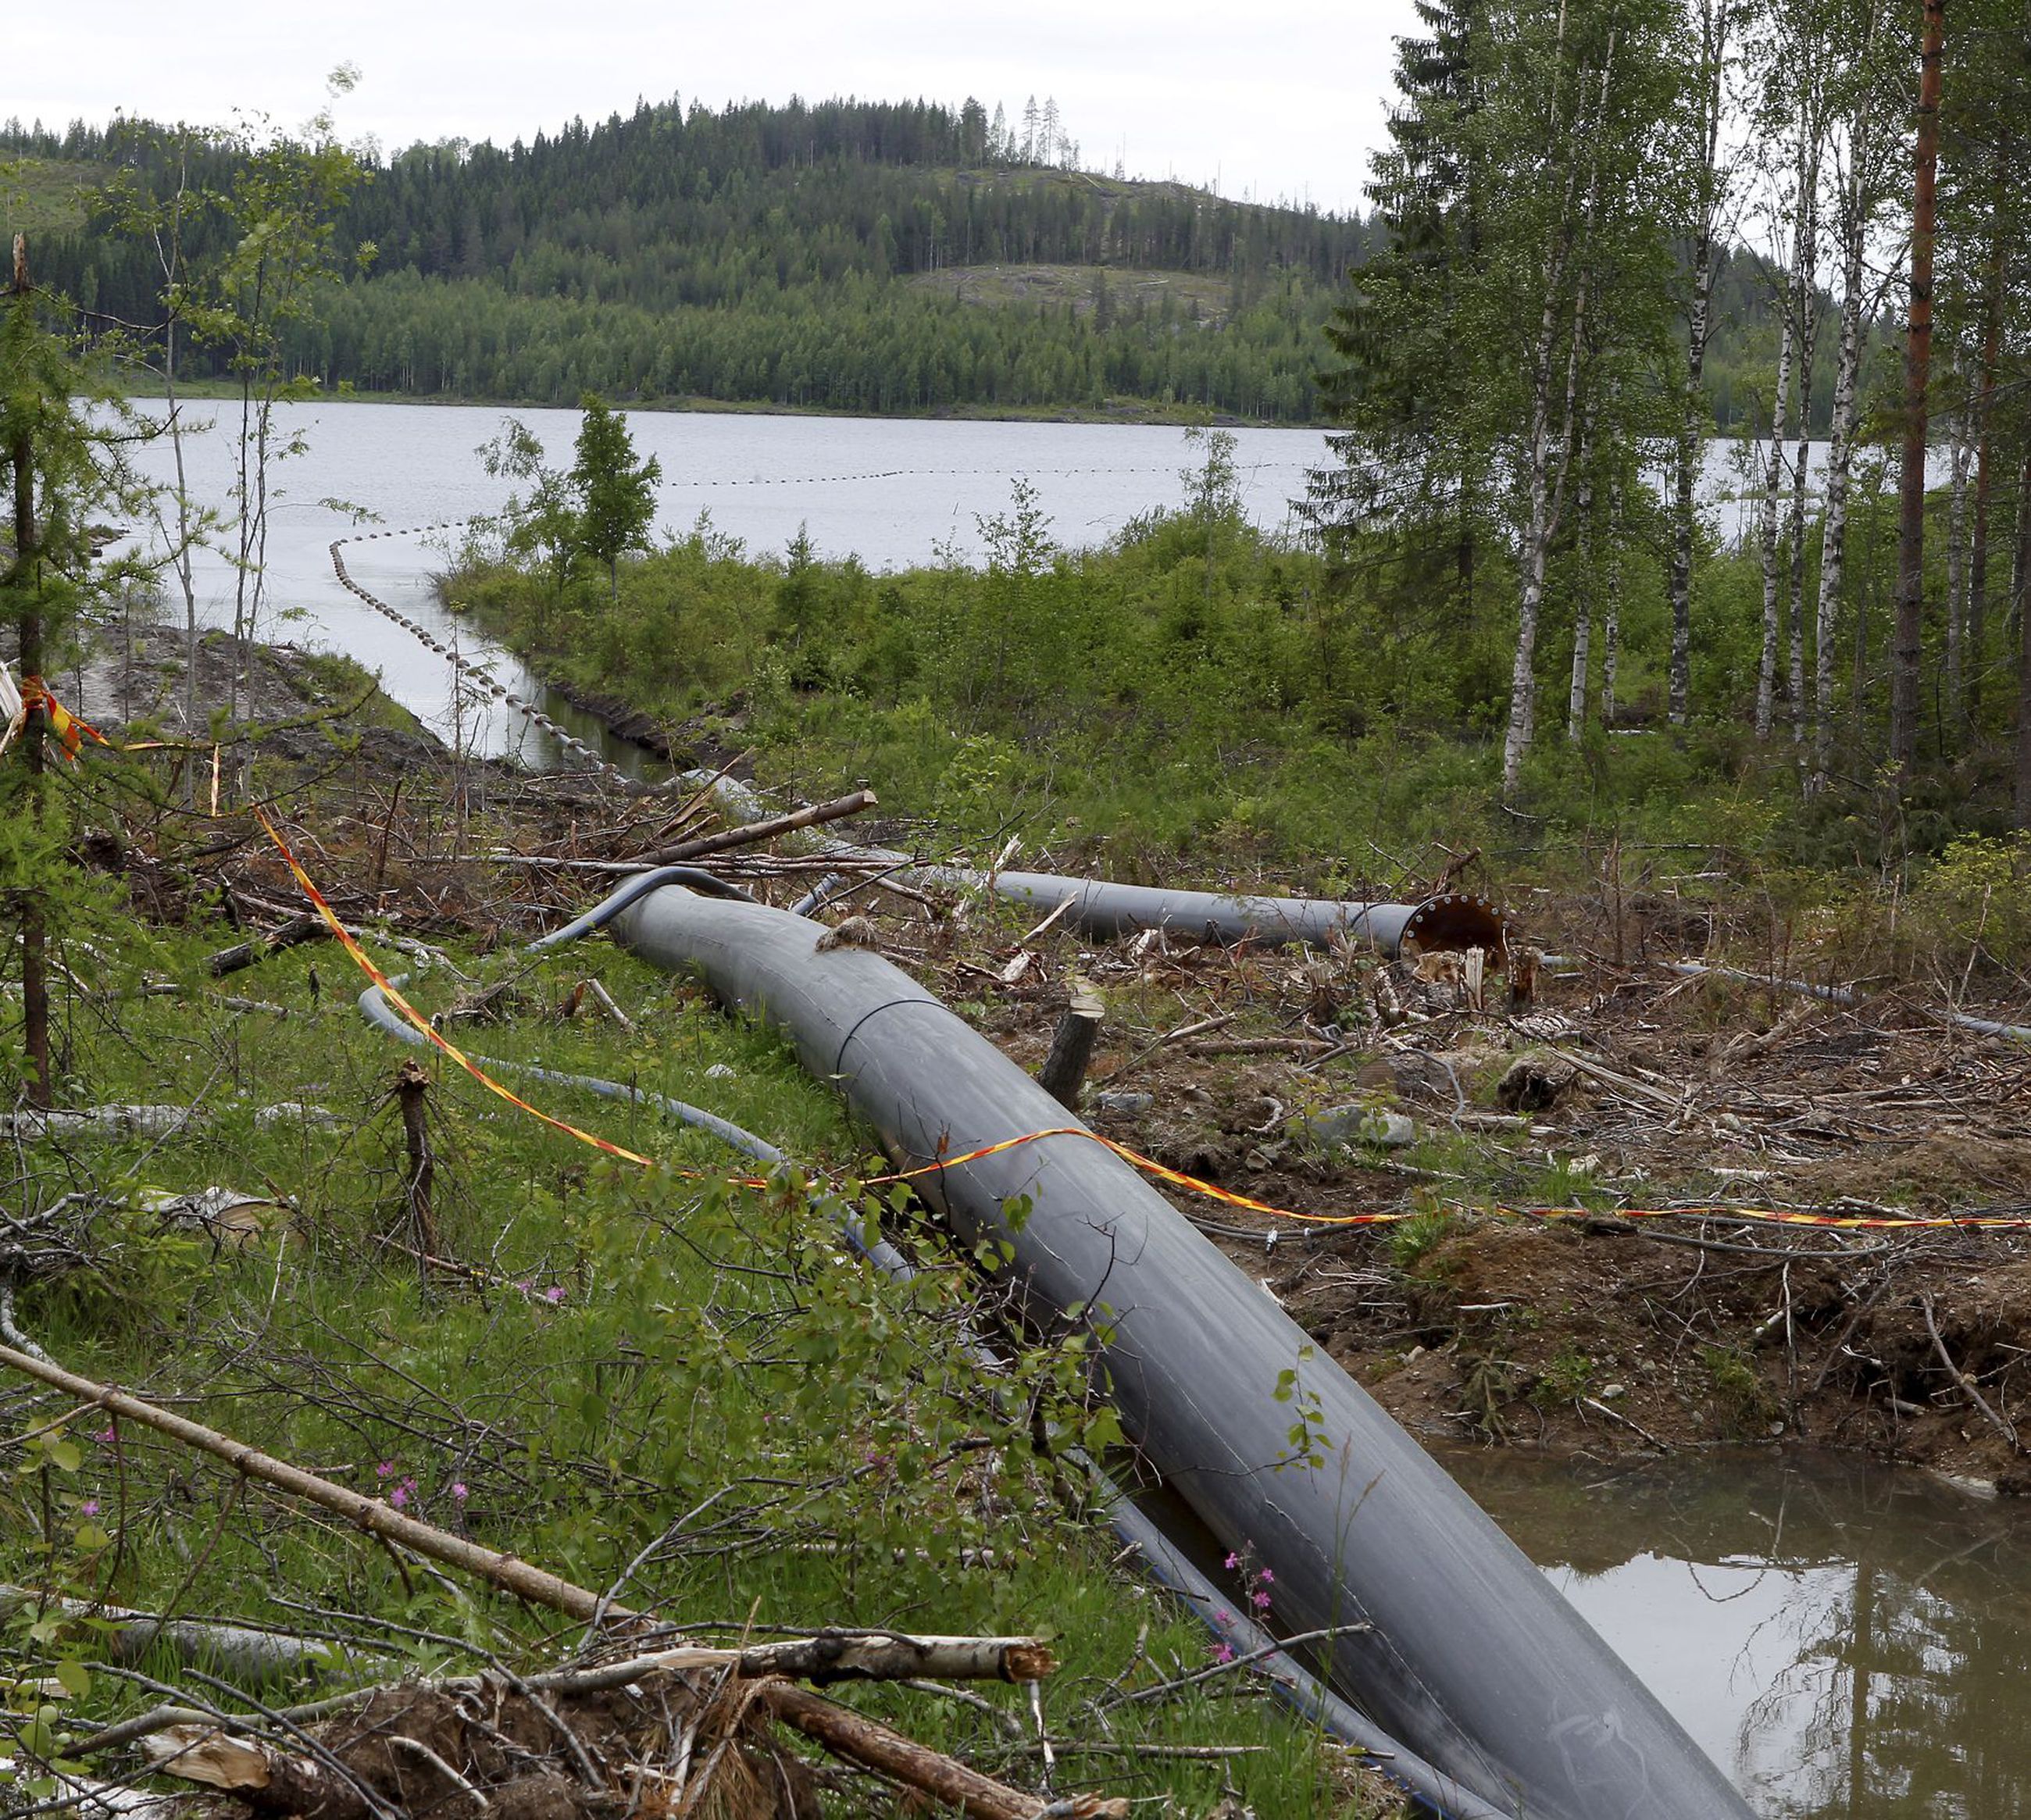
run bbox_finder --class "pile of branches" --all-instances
[0,1344,1122,1820]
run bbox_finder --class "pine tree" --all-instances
[1308,2,1487,582]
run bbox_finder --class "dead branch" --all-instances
[638,790,879,867]
[0,1346,1102,1820]
[1920,1292,2022,1453]
[205,914,331,977]
[759,1683,1123,1820]
[0,1341,617,1622]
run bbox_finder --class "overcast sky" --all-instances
[9,0,1412,216]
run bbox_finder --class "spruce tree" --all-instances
[1307,2,1490,655]
[2,237,145,1105]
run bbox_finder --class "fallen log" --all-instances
[0,1586,358,1683]
[141,1726,375,1820]
[205,914,330,977]
[637,789,879,868]
[759,1683,1126,1820]
[540,1631,1056,1691]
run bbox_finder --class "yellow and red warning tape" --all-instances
[248,812,2031,1237]
[19,685,2031,1240]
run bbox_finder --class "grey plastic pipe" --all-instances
[352,942,1492,1815]
[1107,1497,1509,1820]
[928,868,1506,952]
[609,885,1751,1820]
[671,769,1508,956]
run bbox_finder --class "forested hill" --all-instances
[7,98,1374,422]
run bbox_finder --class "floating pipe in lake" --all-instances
[609,884,1751,1820]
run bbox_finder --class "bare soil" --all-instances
[832,880,2031,1496]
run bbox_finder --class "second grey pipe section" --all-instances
[671,769,1500,954]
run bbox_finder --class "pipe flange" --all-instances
[1402,893,1511,962]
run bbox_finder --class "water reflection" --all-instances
[1440,1449,2031,1817]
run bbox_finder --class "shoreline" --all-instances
[114,380,1305,432]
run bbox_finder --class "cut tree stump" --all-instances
[1037,990,1105,1110]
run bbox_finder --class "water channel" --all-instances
[118,400,2024,1815]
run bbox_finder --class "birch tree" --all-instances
[1746,0,1831,743]
[1497,0,1679,792]
[1667,0,1743,727]
[1887,0,1946,768]
[1936,0,2031,734]
[212,104,363,716]
[1313,0,1678,794]
[1809,0,1896,779]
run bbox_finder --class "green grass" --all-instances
[1,913,1383,1815]
[0,157,101,237]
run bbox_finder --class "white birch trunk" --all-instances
[1669,0,1729,727]
[1568,409,1597,742]
[1814,202,1868,776]
[1944,405,1973,724]
[1504,37,1608,794]
[1505,308,1562,794]
[1786,316,1818,745]
[1757,309,1795,740]
[1811,0,1883,780]
[1603,473,1623,723]
[1784,133,1820,748]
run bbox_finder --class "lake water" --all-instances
[114,400,1935,765]
[117,400,1330,762]
[1444,1447,2031,1818]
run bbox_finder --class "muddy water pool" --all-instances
[1441,1447,2031,1816]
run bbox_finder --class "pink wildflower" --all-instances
[1214,1608,1233,1626]
[376,1461,395,1479]
[544,1285,566,1305]
[1210,1643,1236,1665]
[390,1483,409,1510]
[1258,1568,1273,1584]
[451,1482,469,1504]
[79,1500,100,1518]
[1223,1551,1240,1571]
[1251,1590,1272,1610]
